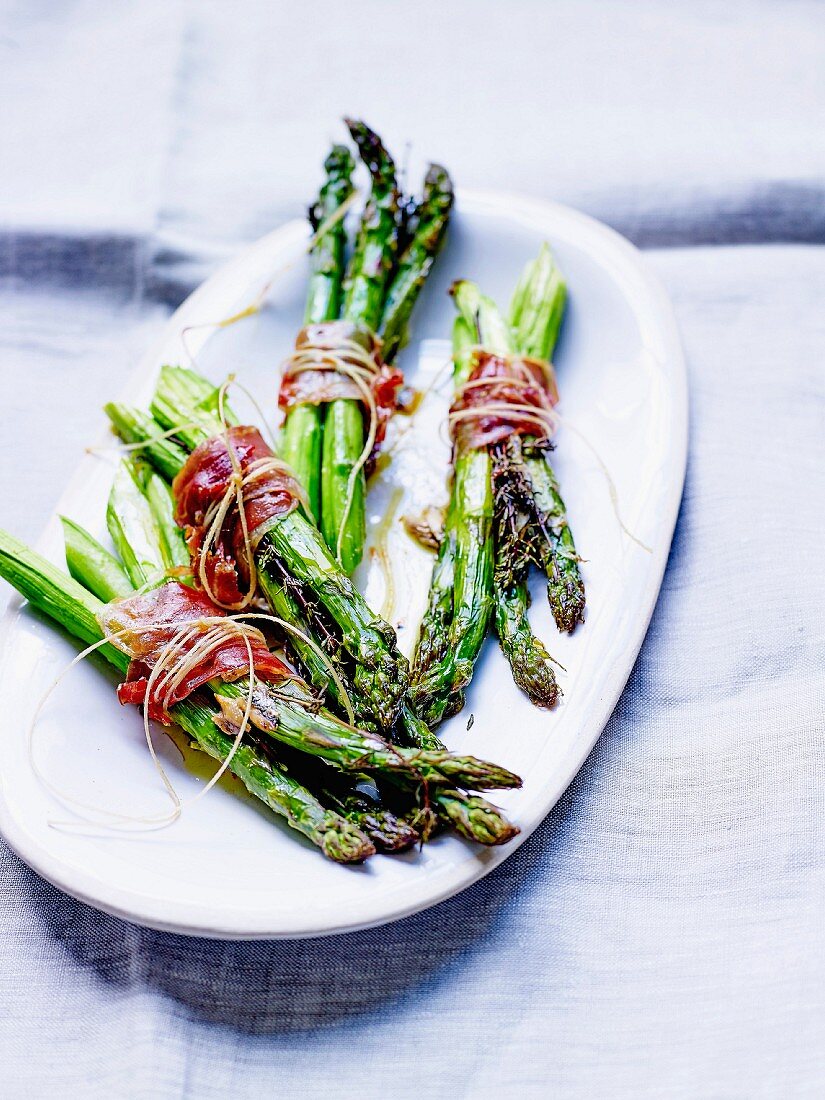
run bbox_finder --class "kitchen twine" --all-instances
[399,348,652,553]
[280,334,384,565]
[29,606,355,837]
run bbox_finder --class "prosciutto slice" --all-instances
[278,320,403,465]
[97,581,289,725]
[172,426,300,607]
[449,351,559,452]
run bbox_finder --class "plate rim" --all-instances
[0,190,688,939]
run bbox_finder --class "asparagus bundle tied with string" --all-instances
[107,365,409,733]
[411,244,585,728]
[1,528,377,863]
[280,120,454,573]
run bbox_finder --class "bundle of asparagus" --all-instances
[0,444,522,861]
[411,245,585,728]
[107,366,409,734]
[280,120,453,574]
[102,358,520,846]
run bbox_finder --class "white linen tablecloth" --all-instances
[1,3,823,1096]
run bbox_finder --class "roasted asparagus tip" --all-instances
[317,817,376,864]
[343,118,395,176]
[547,576,586,634]
[494,581,561,707]
[322,143,354,179]
[507,646,560,709]
[423,751,522,792]
[437,791,520,846]
[352,809,420,853]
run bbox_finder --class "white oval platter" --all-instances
[0,191,687,938]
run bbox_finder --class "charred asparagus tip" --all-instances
[426,751,522,792]
[353,810,420,854]
[494,581,561,708]
[437,791,520,846]
[317,818,376,864]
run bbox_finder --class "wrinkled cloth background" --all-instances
[1,2,824,1097]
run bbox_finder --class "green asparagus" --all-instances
[61,517,133,603]
[282,123,453,578]
[281,145,355,522]
[412,245,582,722]
[508,243,584,632]
[103,392,522,795]
[318,122,400,573]
[380,164,455,361]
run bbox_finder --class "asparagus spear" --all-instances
[520,456,584,634]
[414,432,494,727]
[409,498,456,681]
[508,244,584,632]
[304,144,356,326]
[341,120,400,331]
[106,457,189,586]
[319,396,366,574]
[1,529,129,668]
[436,789,520,846]
[0,529,375,863]
[131,459,190,573]
[107,460,167,588]
[281,145,355,522]
[320,121,401,573]
[379,163,455,361]
[508,243,567,363]
[412,242,586,720]
[104,403,190,484]
[61,517,133,603]
[493,577,559,708]
[412,293,503,725]
[488,434,561,708]
[215,677,520,790]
